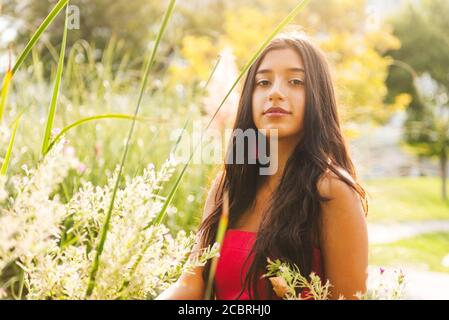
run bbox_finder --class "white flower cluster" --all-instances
[0,142,217,299]
[358,267,406,300]
[264,258,331,300]
[265,258,406,300]
[0,138,80,273]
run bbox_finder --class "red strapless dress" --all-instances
[214,229,325,300]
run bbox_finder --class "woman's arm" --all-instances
[317,170,368,300]
[155,264,205,300]
[155,171,224,300]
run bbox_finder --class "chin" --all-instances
[258,125,292,135]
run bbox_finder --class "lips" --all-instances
[263,106,291,115]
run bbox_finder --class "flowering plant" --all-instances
[0,138,218,299]
[264,258,406,300]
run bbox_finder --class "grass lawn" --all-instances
[363,177,449,223]
[369,232,449,274]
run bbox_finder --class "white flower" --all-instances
[0,149,217,300]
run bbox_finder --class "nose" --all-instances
[268,78,285,102]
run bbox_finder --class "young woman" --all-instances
[157,30,368,300]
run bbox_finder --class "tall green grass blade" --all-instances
[165,53,221,160]
[11,0,69,75]
[114,55,223,296]
[142,55,222,230]
[41,4,69,155]
[204,0,310,131]
[204,191,229,300]
[84,0,177,298]
[1,0,68,124]
[149,0,311,229]
[45,113,155,155]
[172,116,191,156]
[1,110,25,175]
[0,70,12,122]
[203,54,222,90]
[114,116,190,298]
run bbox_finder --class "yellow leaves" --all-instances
[167,6,283,87]
[166,1,402,126]
[220,7,281,68]
[391,93,412,111]
[181,35,220,80]
[365,26,401,54]
[167,35,220,87]
[319,31,398,123]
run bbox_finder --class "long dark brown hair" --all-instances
[197,31,368,299]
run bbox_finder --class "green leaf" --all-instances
[12,0,70,75]
[1,111,25,175]
[45,113,154,155]
[0,70,12,122]
[204,191,229,300]
[41,5,70,155]
[0,0,69,122]
[84,0,177,298]
[115,56,223,297]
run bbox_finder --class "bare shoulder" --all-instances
[317,167,368,299]
[316,166,366,238]
[317,167,357,200]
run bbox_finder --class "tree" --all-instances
[169,0,405,126]
[385,0,449,199]
[2,0,231,79]
[5,0,165,55]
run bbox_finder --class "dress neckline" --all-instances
[227,229,257,234]
[225,229,322,252]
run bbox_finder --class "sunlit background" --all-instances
[1,0,448,299]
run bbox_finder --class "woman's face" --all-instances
[252,47,306,140]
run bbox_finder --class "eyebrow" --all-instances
[256,67,305,75]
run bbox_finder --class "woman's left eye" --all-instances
[289,79,303,85]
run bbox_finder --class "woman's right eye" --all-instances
[257,80,270,86]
